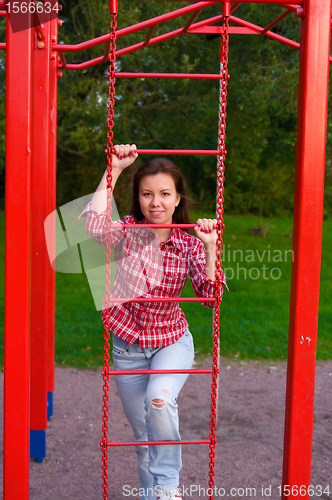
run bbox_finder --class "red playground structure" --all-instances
[3,0,331,499]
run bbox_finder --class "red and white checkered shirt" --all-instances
[77,201,227,348]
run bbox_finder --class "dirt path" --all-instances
[1,359,331,499]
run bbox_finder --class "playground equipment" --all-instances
[3,0,331,499]
[100,6,229,499]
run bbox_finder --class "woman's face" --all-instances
[138,173,181,225]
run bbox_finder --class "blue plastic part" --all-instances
[30,430,46,461]
[47,392,53,421]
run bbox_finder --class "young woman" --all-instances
[78,144,227,500]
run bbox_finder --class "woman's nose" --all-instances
[150,196,161,206]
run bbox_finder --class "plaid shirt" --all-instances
[77,201,227,348]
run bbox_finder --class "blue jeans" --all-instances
[112,330,195,499]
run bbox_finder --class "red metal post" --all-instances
[30,16,51,456]
[282,0,331,498]
[110,0,118,14]
[222,0,231,17]
[4,13,33,500]
[47,3,59,420]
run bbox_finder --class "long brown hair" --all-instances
[131,158,193,232]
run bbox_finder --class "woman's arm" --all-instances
[92,143,138,214]
[194,218,218,281]
[204,242,217,281]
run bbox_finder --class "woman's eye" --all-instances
[162,192,169,196]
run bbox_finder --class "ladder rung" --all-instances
[107,368,215,375]
[106,439,211,447]
[104,297,216,303]
[115,72,223,80]
[136,149,220,155]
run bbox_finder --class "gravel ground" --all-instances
[0,359,331,500]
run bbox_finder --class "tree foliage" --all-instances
[0,1,331,216]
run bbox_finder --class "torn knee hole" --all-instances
[151,398,165,409]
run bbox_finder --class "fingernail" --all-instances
[209,230,212,233]
[120,156,123,160]
[198,223,202,227]
[133,149,137,153]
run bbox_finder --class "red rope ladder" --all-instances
[100,5,229,499]
[209,17,229,499]
[100,4,117,499]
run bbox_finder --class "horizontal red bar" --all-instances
[115,72,223,79]
[281,3,299,10]
[107,439,211,447]
[0,10,6,16]
[190,26,260,34]
[105,297,216,303]
[107,368,215,375]
[52,1,217,53]
[137,149,219,155]
[157,0,302,3]
[108,223,196,228]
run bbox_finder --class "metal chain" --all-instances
[100,12,117,500]
[208,17,229,500]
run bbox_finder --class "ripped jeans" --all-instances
[112,330,195,499]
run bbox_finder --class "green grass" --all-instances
[0,211,331,369]
[184,213,332,361]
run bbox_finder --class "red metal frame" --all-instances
[6,1,332,63]
[282,0,331,497]
[4,13,33,500]
[48,1,306,70]
[47,4,59,404]
[2,0,332,498]
[30,14,51,436]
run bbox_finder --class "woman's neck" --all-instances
[151,227,172,243]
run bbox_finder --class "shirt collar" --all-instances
[133,217,188,253]
[132,217,151,238]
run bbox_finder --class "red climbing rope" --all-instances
[208,17,229,500]
[100,4,117,499]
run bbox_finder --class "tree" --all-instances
[0,1,331,217]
